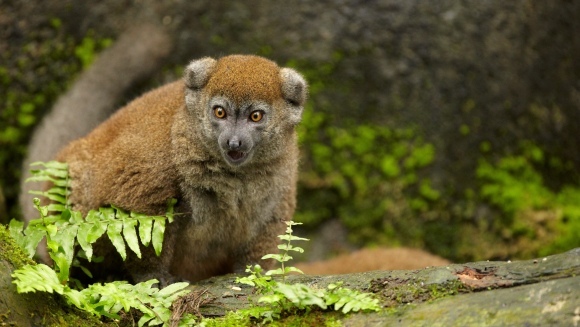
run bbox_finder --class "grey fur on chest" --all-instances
[169,176,278,271]
[179,167,281,238]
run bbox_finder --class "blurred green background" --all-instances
[1,1,578,263]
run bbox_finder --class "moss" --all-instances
[296,108,438,247]
[201,311,250,327]
[369,276,469,308]
[203,310,342,327]
[0,225,33,268]
[269,312,342,327]
[296,97,580,262]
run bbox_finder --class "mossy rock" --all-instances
[0,226,109,327]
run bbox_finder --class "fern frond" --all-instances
[10,160,187,325]
[11,161,177,279]
[12,264,190,325]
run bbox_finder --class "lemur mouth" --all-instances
[227,150,245,162]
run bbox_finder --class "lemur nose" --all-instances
[227,137,242,150]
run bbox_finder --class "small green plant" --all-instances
[236,221,381,324]
[9,161,190,326]
[263,220,308,282]
[12,267,189,326]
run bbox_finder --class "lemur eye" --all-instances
[250,110,264,122]
[214,106,226,119]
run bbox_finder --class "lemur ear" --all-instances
[280,68,308,125]
[184,57,217,89]
[280,68,308,106]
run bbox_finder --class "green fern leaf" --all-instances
[23,229,46,258]
[106,218,126,260]
[51,222,78,265]
[85,210,108,242]
[77,210,106,261]
[9,220,47,258]
[112,206,143,258]
[135,213,153,246]
[157,282,190,297]
[284,266,304,274]
[152,218,165,256]
[277,244,305,253]
[46,204,66,212]
[69,209,83,223]
[265,268,284,276]
[50,251,71,283]
[11,263,64,294]
[122,216,141,259]
[277,234,309,242]
[165,198,177,223]
[30,160,69,170]
[28,190,67,203]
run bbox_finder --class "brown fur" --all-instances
[56,81,182,215]
[205,55,283,104]
[54,55,307,284]
[296,247,451,275]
